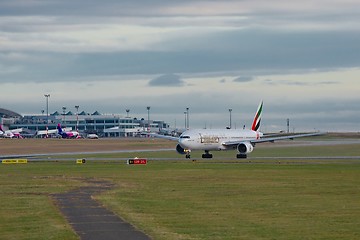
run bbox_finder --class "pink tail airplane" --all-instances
[0,125,23,138]
[57,123,80,139]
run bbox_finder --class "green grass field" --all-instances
[1,142,360,239]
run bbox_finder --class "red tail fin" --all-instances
[251,101,263,131]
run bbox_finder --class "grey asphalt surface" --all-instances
[3,139,360,160]
[52,179,150,240]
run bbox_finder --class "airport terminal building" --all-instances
[0,108,169,138]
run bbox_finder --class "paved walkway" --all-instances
[52,180,150,240]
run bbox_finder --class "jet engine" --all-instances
[176,144,186,154]
[237,142,254,154]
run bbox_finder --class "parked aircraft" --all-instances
[87,134,99,139]
[0,125,23,138]
[36,128,58,136]
[35,126,72,138]
[154,101,324,159]
[57,124,80,138]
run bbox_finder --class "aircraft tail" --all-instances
[251,100,263,131]
[0,124,3,133]
[57,123,63,134]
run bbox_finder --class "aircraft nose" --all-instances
[178,135,190,147]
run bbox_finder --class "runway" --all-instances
[2,139,360,162]
[0,148,174,160]
[2,139,360,155]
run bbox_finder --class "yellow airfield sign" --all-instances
[76,159,86,164]
[2,159,28,164]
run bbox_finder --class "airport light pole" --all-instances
[186,107,189,129]
[44,94,50,138]
[126,109,130,118]
[146,106,150,133]
[229,108,232,129]
[287,118,290,133]
[62,106,66,124]
[44,94,50,124]
[75,105,79,132]
[184,111,187,129]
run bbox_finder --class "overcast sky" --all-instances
[1,0,359,132]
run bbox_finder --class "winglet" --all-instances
[251,100,263,131]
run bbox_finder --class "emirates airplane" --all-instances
[157,101,324,159]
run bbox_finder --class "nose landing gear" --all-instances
[185,149,191,159]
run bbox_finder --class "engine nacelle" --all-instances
[176,144,186,154]
[237,142,254,154]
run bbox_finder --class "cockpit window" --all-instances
[180,135,190,139]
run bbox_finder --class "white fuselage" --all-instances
[178,129,263,151]
[0,128,23,138]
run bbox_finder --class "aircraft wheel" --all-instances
[202,153,213,159]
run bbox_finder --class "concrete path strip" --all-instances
[52,180,150,240]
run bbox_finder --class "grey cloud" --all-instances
[318,81,338,85]
[2,26,360,84]
[233,76,255,83]
[285,81,310,86]
[263,79,276,85]
[296,81,339,86]
[148,74,184,87]
[1,0,360,85]
[1,1,360,35]
[2,1,359,18]
[262,79,339,86]
[0,0,195,17]
[57,24,360,74]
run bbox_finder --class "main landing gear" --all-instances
[185,151,247,159]
[186,151,246,159]
[202,150,213,159]
[236,154,247,159]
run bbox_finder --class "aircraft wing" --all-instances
[36,129,58,135]
[223,132,326,146]
[11,128,23,133]
[148,132,179,141]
